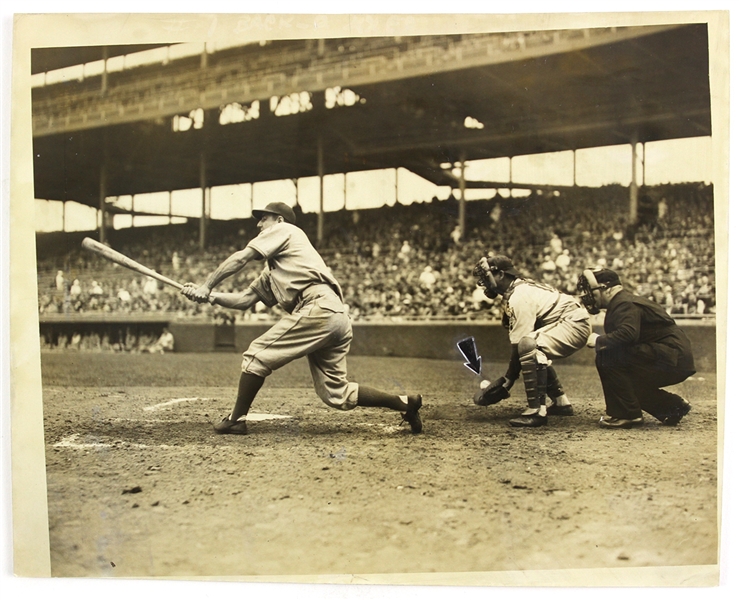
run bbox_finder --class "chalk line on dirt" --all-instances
[143,397,205,411]
[143,398,292,421]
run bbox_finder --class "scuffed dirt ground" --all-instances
[40,353,718,580]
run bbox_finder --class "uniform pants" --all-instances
[241,291,359,411]
[595,348,693,420]
[532,309,591,360]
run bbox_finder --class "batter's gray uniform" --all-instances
[242,222,359,411]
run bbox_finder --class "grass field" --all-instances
[39,351,719,584]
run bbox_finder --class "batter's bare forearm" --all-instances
[210,289,259,311]
[204,247,260,290]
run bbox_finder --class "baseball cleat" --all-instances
[598,416,644,429]
[213,417,248,435]
[509,414,547,427]
[401,395,423,434]
[661,399,691,426]
[547,404,574,416]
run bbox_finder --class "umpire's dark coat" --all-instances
[594,290,695,420]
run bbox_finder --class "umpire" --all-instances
[577,268,695,429]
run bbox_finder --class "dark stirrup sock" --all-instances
[229,372,265,420]
[356,386,409,411]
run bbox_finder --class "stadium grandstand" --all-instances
[31,25,716,353]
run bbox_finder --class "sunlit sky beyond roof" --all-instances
[34,136,714,233]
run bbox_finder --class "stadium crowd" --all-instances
[37,182,716,350]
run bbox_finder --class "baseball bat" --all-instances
[81,237,183,290]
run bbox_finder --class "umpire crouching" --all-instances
[577,268,695,429]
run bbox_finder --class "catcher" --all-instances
[473,255,591,427]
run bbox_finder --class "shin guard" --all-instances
[519,337,547,410]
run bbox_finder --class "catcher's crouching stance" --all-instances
[181,202,422,435]
[473,255,591,427]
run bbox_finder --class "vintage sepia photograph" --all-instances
[7,9,731,591]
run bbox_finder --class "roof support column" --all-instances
[642,142,646,185]
[199,152,208,250]
[317,135,324,245]
[98,161,107,244]
[573,149,577,186]
[509,156,513,183]
[101,47,108,94]
[458,153,467,240]
[629,137,639,224]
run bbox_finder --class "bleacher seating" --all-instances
[36,182,716,337]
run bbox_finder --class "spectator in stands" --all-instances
[549,233,563,256]
[451,225,462,245]
[555,249,571,271]
[55,270,65,291]
[398,240,412,262]
[69,278,82,300]
[117,287,132,308]
[490,202,502,225]
[540,254,556,274]
[696,275,714,315]
[418,265,437,289]
[143,276,159,297]
[658,197,669,222]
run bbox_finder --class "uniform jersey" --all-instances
[246,222,342,313]
[503,278,585,344]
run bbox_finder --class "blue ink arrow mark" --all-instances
[457,337,482,375]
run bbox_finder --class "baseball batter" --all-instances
[181,201,423,435]
[473,255,591,427]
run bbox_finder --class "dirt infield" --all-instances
[40,352,719,581]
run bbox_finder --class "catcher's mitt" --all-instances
[474,377,511,406]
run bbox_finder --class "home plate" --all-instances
[244,412,292,421]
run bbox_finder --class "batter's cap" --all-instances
[488,255,521,278]
[252,202,296,225]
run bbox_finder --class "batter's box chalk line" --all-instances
[53,434,144,449]
[143,397,292,420]
[53,433,180,450]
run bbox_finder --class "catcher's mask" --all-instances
[474,255,520,299]
[577,268,620,314]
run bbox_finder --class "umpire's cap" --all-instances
[591,268,621,288]
[487,255,522,278]
[252,202,296,225]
